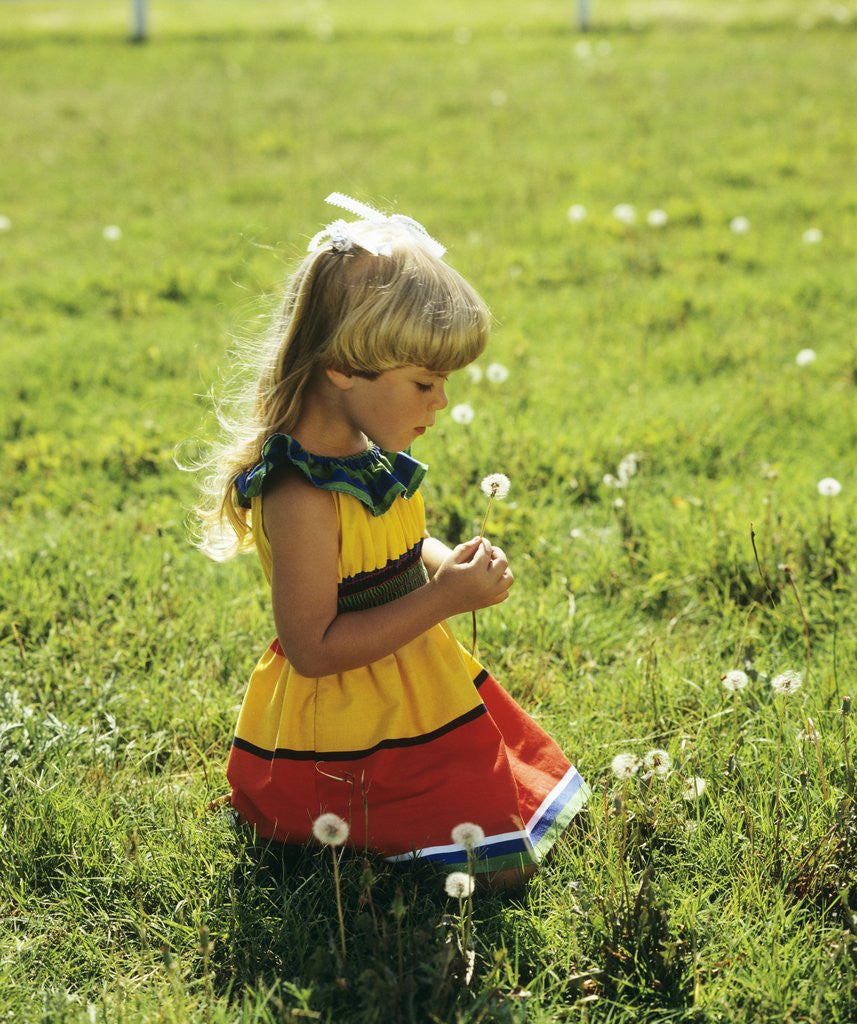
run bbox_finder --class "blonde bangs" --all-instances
[325,244,490,375]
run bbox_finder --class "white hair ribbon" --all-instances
[307,192,447,259]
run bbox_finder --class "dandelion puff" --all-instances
[682,777,706,801]
[771,670,802,695]
[647,208,668,227]
[567,204,587,223]
[450,403,475,425]
[102,224,122,241]
[444,871,475,898]
[610,753,641,779]
[312,812,350,846]
[490,89,508,107]
[466,364,483,383]
[795,348,816,367]
[730,216,750,235]
[612,203,635,224]
[817,477,842,497]
[485,362,509,383]
[0,215,11,231]
[480,473,510,500]
[722,669,748,692]
[451,822,485,851]
[617,453,640,485]
[802,227,823,244]
[643,749,672,775]
[603,473,624,489]
[569,527,585,540]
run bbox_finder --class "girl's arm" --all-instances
[263,471,513,678]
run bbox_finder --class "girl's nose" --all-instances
[433,387,449,411]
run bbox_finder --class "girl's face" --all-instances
[336,364,450,452]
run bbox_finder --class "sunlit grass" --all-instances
[1,1,855,1020]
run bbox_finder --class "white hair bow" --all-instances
[307,192,447,259]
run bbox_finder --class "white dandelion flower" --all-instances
[722,669,749,692]
[646,209,668,227]
[617,453,640,485]
[602,473,625,489]
[610,753,641,780]
[0,215,11,231]
[569,527,585,540]
[643,749,672,776]
[612,203,636,224]
[312,812,350,846]
[450,403,475,425]
[451,822,485,851]
[795,348,816,367]
[490,89,508,107]
[817,477,842,497]
[682,777,706,801]
[613,497,626,510]
[567,204,587,223]
[771,670,802,695]
[466,364,483,383]
[102,224,122,241]
[480,473,511,499]
[485,362,509,383]
[444,871,475,898]
[730,216,750,235]
[574,40,592,59]
[802,227,823,244]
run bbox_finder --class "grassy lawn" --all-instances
[1,1,855,1020]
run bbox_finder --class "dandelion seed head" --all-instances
[730,216,750,235]
[647,208,668,227]
[643,749,672,776]
[567,203,587,223]
[722,669,748,692]
[312,812,350,846]
[617,452,640,484]
[451,822,485,851]
[612,203,636,224]
[802,227,823,244]
[102,224,122,241]
[682,777,706,801]
[450,403,475,425]
[569,527,585,540]
[613,497,626,510]
[480,473,511,499]
[485,362,509,383]
[795,348,816,367]
[444,871,475,898]
[817,477,842,497]
[771,670,802,695]
[0,215,11,232]
[610,753,641,779]
[466,364,483,383]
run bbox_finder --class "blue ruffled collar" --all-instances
[234,433,427,516]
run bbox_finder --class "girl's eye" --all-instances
[415,383,434,393]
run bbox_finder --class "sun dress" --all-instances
[227,433,589,874]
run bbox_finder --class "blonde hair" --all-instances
[193,221,490,560]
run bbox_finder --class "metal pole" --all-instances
[578,0,591,32]
[130,0,147,43]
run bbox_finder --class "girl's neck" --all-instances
[289,380,370,458]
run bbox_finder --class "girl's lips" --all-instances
[414,426,426,435]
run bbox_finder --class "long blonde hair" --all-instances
[194,220,490,560]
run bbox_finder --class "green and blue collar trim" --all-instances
[234,433,427,516]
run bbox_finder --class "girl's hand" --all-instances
[431,536,514,616]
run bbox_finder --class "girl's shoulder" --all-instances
[235,433,427,518]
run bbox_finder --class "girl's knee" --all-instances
[480,863,538,891]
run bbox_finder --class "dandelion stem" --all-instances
[749,523,776,608]
[773,699,785,871]
[331,846,347,960]
[842,697,853,795]
[782,565,812,683]
[472,486,498,657]
[806,717,828,800]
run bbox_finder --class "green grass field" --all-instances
[1,1,856,1020]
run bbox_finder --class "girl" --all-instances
[197,194,589,885]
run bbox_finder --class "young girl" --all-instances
[198,193,589,884]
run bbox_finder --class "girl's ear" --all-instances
[325,367,355,391]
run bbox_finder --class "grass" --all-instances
[1,0,856,1020]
